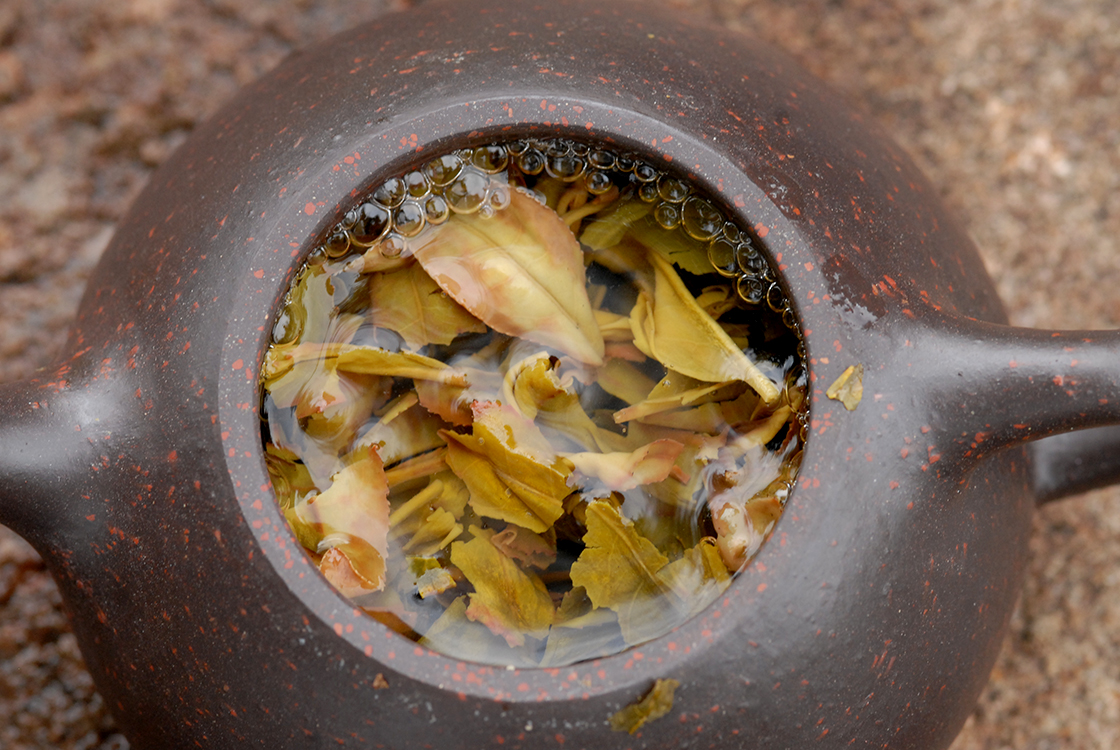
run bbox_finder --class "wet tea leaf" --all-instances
[420,596,540,667]
[826,363,864,411]
[566,439,686,491]
[489,525,557,570]
[369,261,486,349]
[411,189,605,364]
[290,445,390,594]
[658,537,730,616]
[451,536,554,647]
[442,402,573,533]
[610,678,681,734]
[569,500,674,645]
[630,253,779,403]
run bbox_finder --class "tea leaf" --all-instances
[291,445,390,594]
[357,400,448,466]
[579,198,655,251]
[489,525,557,570]
[368,261,486,349]
[569,500,674,645]
[411,188,605,364]
[566,439,686,492]
[451,536,554,647]
[630,253,779,403]
[658,537,730,616]
[442,402,573,533]
[610,678,681,734]
[825,363,864,411]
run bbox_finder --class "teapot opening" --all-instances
[257,136,808,668]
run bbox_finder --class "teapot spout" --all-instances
[0,368,104,549]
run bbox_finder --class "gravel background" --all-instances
[1,0,1118,747]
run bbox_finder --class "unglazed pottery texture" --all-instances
[1,1,1118,749]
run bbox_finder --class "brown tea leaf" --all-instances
[825,363,864,410]
[451,536,554,647]
[610,678,681,734]
[411,188,605,364]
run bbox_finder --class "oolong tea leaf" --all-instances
[451,536,554,647]
[410,188,605,365]
[569,500,674,645]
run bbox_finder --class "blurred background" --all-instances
[0,0,1117,747]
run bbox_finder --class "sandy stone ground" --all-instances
[1,0,1118,747]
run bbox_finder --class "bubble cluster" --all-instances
[318,138,791,322]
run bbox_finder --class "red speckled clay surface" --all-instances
[1,1,1118,749]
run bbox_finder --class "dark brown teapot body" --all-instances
[2,1,1118,747]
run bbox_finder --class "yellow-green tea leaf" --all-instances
[658,537,730,616]
[369,261,486,349]
[569,500,673,645]
[442,402,572,533]
[825,363,864,411]
[630,253,779,403]
[420,596,540,667]
[451,536,554,647]
[610,679,681,734]
[489,525,557,570]
[411,188,605,365]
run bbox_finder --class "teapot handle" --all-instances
[0,369,100,548]
[911,315,1120,501]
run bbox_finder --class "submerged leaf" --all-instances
[566,439,686,492]
[369,262,486,349]
[630,253,779,403]
[610,678,681,734]
[291,446,390,594]
[569,500,674,645]
[411,188,605,364]
[451,536,554,647]
[442,402,573,533]
[420,596,540,667]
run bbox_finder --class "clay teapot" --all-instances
[2,0,1118,747]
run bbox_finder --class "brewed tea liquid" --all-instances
[260,139,806,667]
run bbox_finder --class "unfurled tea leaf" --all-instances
[369,261,486,349]
[566,439,686,492]
[541,589,624,667]
[442,402,573,533]
[411,189,605,365]
[826,363,863,411]
[630,253,779,403]
[569,500,674,645]
[610,678,681,734]
[290,446,390,594]
[451,536,554,647]
[694,285,739,319]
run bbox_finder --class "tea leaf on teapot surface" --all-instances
[609,678,681,734]
[825,363,864,411]
[411,188,605,365]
